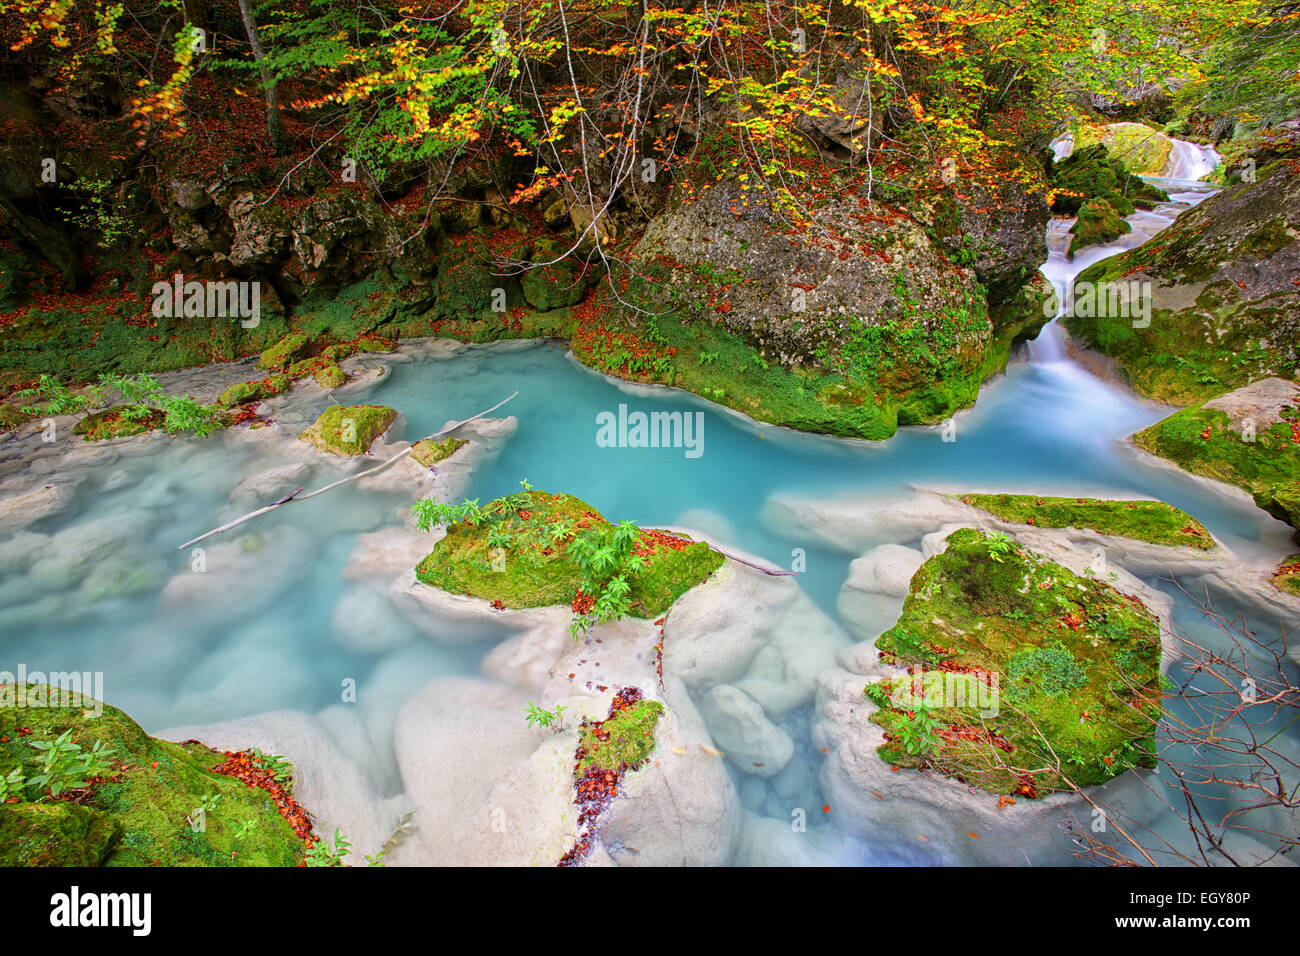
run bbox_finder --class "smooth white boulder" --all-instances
[836,544,925,641]
[698,684,794,778]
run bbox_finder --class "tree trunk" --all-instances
[235,0,288,155]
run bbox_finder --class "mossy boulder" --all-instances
[521,238,595,311]
[577,698,664,773]
[1050,143,1168,216]
[312,362,347,389]
[257,332,312,370]
[298,404,398,456]
[597,175,1012,439]
[1069,197,1132,255]
[1132,378,1300,530]
[217,374,289,409]
[1063,153,1299,405]
[0,689,303,866]
[959,493,1216,549]
[1075,123,1175,176]
[411,436,467,466]
[430,232,528,321]
[0,802,123,866]
[415,489,724,618]
[866,527,1162,796]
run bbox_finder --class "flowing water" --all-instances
[3,140,1296,865]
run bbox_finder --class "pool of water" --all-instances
[3,147,1296,866]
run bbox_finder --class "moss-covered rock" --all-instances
[1069,197,1132,255]
[866,527,1162,796]
[0,689,303,866]
[298,404,397,456]
[1273,556,1300,596]
[312,362,347,389]
[73,405,165,441]
[1050,143,1169,216]
[217,374,289,409]
[415,489,724,618]
[257,333,312,370]
[0,802,123,866]
[1075,123,1175,176]
[577,698,664,773]
[585,175,1023,440]
[1063,152,1299,405]
[520,238,595,311]
[1132,378,1300,529]
[411,436,467,466]
[959,493,1216,549]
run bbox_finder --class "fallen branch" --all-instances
[177,391,518,550]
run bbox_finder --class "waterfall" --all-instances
[1029,135,1223,366]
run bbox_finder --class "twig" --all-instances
[177,391,517,549]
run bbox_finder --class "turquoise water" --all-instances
[3,171,1297,865]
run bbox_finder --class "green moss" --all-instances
[313,362,347,389]
[0,403,30,431]
[1075,123,1174,176]
[1050,144,1168,216]
[577,699,664,773]
[73,405,165,441]
[411,436,467,466]
[0,802,123,866]
[866,528,1163,796]
[1069,198,1132,255]
[217,374,289,409]
[257,333,311,371]
[1133,405,1300,530]
[959,493,1216,549]
[0,295,291,391]
[0,690,302,866]
[414,489,724,617]
[1273,556,1300,596]
[298,404,398,456]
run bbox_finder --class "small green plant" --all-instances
[15,375,103,417]
[26,729,116,798]
[896,700,942,756]
[248,748,295,791]
[0,766,26,803]
[565,519,647,636]
[231,820,257,841]
[986,531,1014,563]
[57,176,131,248]
[524,701,566,730]
[412,497,486,531]
[548,520,576,543]
[305,829,351,867]
[197,792,222,814]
